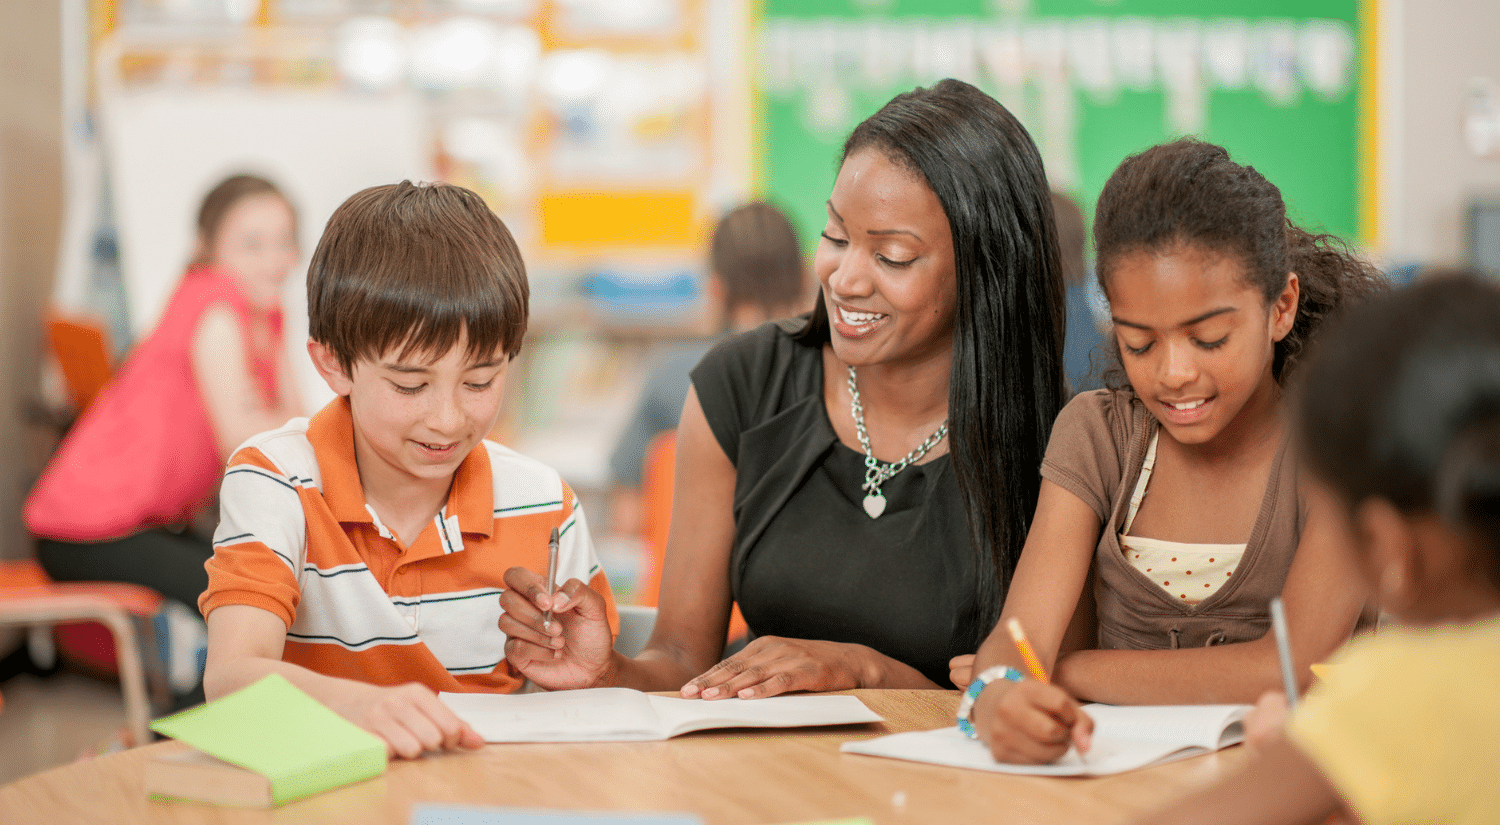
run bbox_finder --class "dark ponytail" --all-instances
[1297,273,1500,587]
[1094,138,1385,387]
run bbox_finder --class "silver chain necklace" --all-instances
[846,365,949,518]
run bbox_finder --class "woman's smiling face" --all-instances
[1106,243,1297,447]
[814,147,958,370]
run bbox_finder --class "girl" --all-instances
[499,79,1068,695]
[26,174,303,695]
[1143,273,1500,824]
[963,138,1385,763]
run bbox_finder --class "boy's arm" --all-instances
[1135,738,1344,825]
[204,604,482,759]
[1051,487,1365,705]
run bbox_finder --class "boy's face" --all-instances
[315,335,510,498]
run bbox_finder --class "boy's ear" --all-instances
[1270,271,1300,343]
[307,339,354,397]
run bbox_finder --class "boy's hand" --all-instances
[499,565,616,690]
[971,677,1094,765]
[329,681,484,760]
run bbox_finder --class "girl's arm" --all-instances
[1135,737,1343,825]
[1053,488,1365,704]
[191,305,299,457]
[967,480,1104,762]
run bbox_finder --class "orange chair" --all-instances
[46,312,115,413]
[639,431,748,641]
[0,559,164,746]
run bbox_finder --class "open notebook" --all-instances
[841,703,1250,776]
[440,687,883,743]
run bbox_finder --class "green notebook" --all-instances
[147,674,387,806]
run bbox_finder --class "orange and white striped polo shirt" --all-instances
[200,398,617,694]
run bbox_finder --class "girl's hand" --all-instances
[971,677,1094,764]
[949,653,976,688]
[499,565,617,690]
[680,636,877,699]
[1244,690,1291,748]
[330,681,484,760]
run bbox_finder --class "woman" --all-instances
[501,79,1068,695]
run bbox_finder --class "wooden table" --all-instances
[0,690,1244,824]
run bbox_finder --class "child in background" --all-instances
[200,181,618,758]
[962,138,1385,763]
[1140,274,1500,825]
[607,201,806,538]
[26,174,303,702]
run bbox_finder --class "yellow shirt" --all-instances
[1289,617,1500,825]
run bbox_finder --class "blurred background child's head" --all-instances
[191,174,299,314]
[706,201,806,332]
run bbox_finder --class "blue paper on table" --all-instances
[410,804,702,825]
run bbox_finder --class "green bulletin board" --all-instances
[756,0,1371,254]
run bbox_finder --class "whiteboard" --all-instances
[99,88,433,410]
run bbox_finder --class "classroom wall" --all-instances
[1384,0,1500,264]
[0,2,63,561]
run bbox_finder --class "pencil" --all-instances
[1269,597,1299,710]
[1006,618,1049,683]
[543,526,559,631]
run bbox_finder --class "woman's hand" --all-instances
[949,653,976,688]
[679,636,885,699]
[970,677,1093,764]
[499,565,617,690]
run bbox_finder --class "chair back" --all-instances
[47,313,114,412]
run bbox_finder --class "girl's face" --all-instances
[814,148,958,370]
[206,192,299,313]
[1107,244,1297,446]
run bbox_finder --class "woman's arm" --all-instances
[503,387,743,691]
[1053,488,1365,704]
[191,306,299,457]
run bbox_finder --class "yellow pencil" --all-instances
[1006,618,1049,683]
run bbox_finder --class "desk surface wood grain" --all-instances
[0,689,1242,825]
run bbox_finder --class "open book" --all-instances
[439,687,882,742]
[840,703,1250,776]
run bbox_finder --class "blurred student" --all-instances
[961,138,1386,763]
[607,202,806,537]
[1140,274,1500,825]
[1054,190,1109,393]
[199,181,618,759]
[25,174,303,696]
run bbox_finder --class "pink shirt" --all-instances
[25,267,282,541]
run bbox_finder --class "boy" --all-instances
[200,181,618,758]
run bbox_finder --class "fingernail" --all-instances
[681,683,700,696]
[702,686,719,699]
[738,687,754,699]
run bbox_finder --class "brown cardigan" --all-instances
[1041,389,1304,650]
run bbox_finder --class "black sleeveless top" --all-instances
[690,319,980,685]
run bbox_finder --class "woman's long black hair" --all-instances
[796,78,1069,647]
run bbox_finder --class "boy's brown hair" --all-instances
[307,180,527,373]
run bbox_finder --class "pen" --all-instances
[1269,597,1299,710]
[1008,617,1087,763]
[1006,618,1049,683]
[543,526,559,631]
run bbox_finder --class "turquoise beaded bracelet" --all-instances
[955,665,1024,739]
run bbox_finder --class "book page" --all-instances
[440,688,665,742]
[841,702,1250,777]
[646,694,883,737]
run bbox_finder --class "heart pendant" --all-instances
[862,493,887,519]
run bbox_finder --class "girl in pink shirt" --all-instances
[26,174,303,646]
